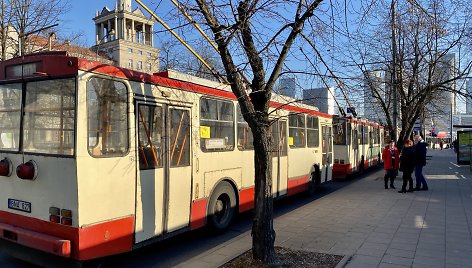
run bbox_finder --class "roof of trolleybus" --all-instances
[334,115,385,128]
[0,51,332,119]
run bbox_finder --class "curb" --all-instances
[335,255,352,268]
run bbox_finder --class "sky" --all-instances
[64,1,123,46]
[63,0,467,116]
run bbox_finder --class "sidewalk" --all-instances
[177,149,472,268]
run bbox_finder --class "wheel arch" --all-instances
[206,177,239,217]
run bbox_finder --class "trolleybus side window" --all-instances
[363,126,369,145]
[0,83,21,151]
[271,120,287,156]
[87,77,129,156]
[237,105,254,150]
[23,79,76,155]
[307,115,319,148]
[137,105,164,169]
[288,113,305,148]
[169,108,190,166]
[200,97,234,151]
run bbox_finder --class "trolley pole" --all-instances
[391,0,398,142]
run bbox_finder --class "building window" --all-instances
[137,61,142,70]
[137,50,142,55]
[147,63,152,71]
[128,59,133,68]
[147,52,151,58]
[128,48,133,53]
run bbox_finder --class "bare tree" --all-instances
[187,0,324,263]
[343,0,472,145]
[5,0,71,56]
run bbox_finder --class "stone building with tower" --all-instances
[90,0,160,73]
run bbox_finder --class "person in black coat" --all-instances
[399,139,416,193]
[414,135,428,191]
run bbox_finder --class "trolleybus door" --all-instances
[271,119,288,197]
[321,125,333,182]
[135,103,192,243]
[352,124,359,172]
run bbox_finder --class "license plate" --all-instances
[8,199,31,213]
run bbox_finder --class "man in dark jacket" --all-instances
[399,139,416,193]
[414,135,428,190]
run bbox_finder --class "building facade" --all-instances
[466,79,472,114]
[91,0,160,73]
[363,70,386,123]
[278,77,297,98]
[302,87,337,115]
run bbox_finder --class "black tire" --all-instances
[208,181,236,232]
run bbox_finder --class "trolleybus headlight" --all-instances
[16,160,38,180]
[0,157,13,177]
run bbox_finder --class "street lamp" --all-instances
[96,29,115,59]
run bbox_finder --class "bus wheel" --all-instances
[208,181,236,232]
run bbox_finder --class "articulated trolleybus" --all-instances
[0,51,333,265]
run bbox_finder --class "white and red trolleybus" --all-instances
[0,51,333,265]
[332,115,385,179]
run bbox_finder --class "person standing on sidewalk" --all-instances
[414,135,428,191]
[399,139,416,193]
[382,140,399,189]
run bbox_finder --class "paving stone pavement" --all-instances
[177,149,472,268]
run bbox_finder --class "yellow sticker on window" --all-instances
[288,137,294,146]
[200,126,211,138]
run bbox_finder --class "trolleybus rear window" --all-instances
[23,79,76,155]
[333,117,351,145]
[0,83,21,151]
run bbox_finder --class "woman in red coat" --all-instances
[382,140,400,189]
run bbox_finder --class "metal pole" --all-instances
[391,0,398,142]
[135,0,223,82]
[18,23,58,57]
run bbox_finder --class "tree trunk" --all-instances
[251,119,276,263]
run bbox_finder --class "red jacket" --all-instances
[382,145,400,170]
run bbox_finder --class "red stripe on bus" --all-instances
[77,216,134,260]
[287,175,309,196]
[190,199,208,230]
[239,188,255,213]
[333,164,353,179]
[0,211,134,260]
[77,60,333,119]
[269,101,333,119]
